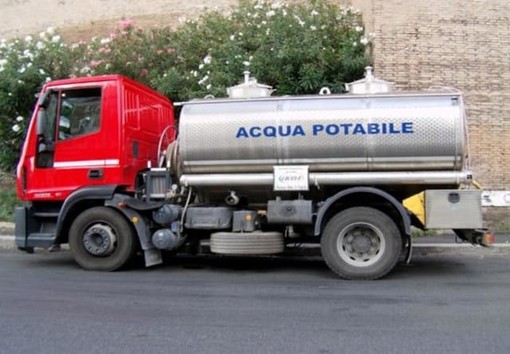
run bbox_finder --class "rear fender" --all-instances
[314,187,411,237]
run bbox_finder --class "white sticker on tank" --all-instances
[273,165,309,191]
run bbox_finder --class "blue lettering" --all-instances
[389,123,400,134]
[402,122,413,134]
[250,126,262,137]
[340,124,352,135]
[312,124,324,135]
[263,126,277,137]
[353,123,367,135]
[381,123,388,134]
[293,125,306,136]
[326,124,340,136]
[279,125,291,137]
[236,127,249,138]
[367,123,380,134]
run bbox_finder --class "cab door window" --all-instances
[58,88,102,140]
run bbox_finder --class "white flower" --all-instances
[198,75,209,85]
[243,61,250,66]
[203,54,212,64]
[199,64,204,70]
[311,10,319,16]
[16,116,23,122]
[0,59,7,66]
[47,27,56,35]
[310,25,317,31]
[51,35,61,43]
[39,31,46,39]
[24,35,33,42]
[355,26,363,32]
[100,38,110,45]
[80,66,91,74]
[352,42,358,46]
[12,124,20,133]
[206,84,211,90]
[360,37,368,45]
[271,3,282,9]
[230,35,235,41]
[266,10,275,18]
[36,41,45,50]
[39,69,45,75]
[19,67,26,74]
[45,77,51,83]
[238,32,243,37]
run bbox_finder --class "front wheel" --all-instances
[321,207,402,280]
[69,207,136,271]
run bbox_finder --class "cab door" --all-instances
[26,86,118,201]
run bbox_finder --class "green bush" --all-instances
[153,0,372,101]
[0,0,372,172]
[0,28,85,170]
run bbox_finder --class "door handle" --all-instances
[88,169,103,179]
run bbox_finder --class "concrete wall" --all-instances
[0,0,238,40]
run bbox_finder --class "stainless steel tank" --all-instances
[178,91,466,174]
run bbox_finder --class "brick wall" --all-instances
[353,0,510,190]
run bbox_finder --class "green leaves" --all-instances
[0,0,372,171]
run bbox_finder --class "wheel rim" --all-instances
[82,223,117,257]
[336,222,386,267]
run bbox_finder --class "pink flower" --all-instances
[118,18,134,31]
[167,48,175,54]
[90,60,103,68]
[140,68,149,77]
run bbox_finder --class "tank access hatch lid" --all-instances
[345,66,394,94]
[227,71,274,98]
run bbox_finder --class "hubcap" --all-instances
[337,222,386,267]
[82,224,117,256]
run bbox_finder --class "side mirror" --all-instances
[36,109,47,136]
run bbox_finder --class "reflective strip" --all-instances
[53,159,120,168]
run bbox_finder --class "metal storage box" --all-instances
[425,190,482,229]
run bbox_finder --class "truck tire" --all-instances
[69,207,136,271]
[210,232,284,255]
[321,207,402,280]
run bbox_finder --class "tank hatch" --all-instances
[345,66,394,94]
[227,71,274,98]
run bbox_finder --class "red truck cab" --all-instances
[16,75,175,250]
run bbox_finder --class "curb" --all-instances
[2,235,510,256]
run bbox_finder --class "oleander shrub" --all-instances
[0,0,372,172]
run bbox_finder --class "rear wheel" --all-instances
[321,207,402,280]
[69,207,136,271]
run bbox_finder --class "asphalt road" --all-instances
[0,249,509,354]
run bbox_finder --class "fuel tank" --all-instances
[178,91,466,174]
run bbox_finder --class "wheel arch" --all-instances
[55,185,120,243]
[314,187,411,238]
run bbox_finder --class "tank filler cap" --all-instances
[227,71,274,98]
[345,66,394,94]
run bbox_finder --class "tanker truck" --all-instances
[14,68,490,279]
